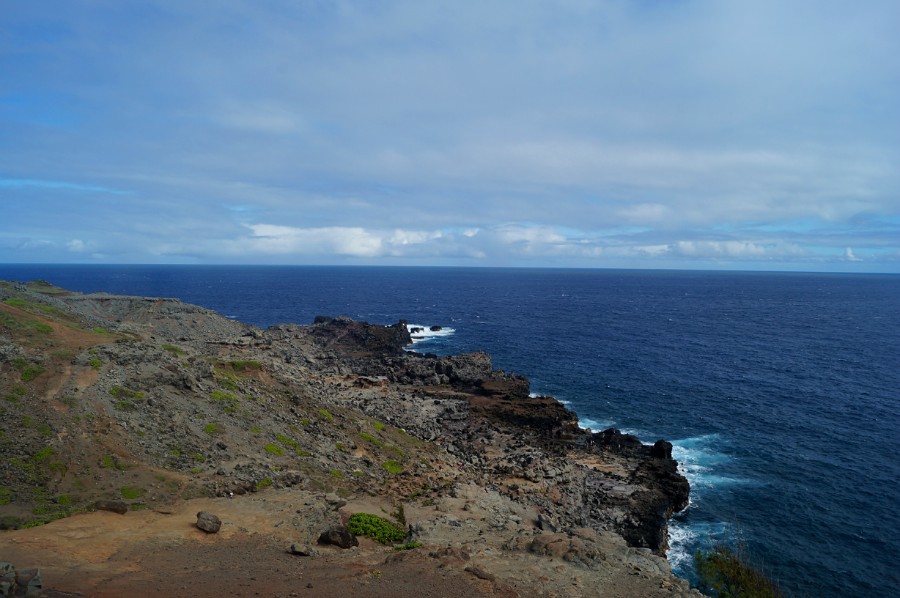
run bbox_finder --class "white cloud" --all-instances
[845,247,862,262]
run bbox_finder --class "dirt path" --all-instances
[0,492,518,598]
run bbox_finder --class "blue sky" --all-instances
[2,1,898,271]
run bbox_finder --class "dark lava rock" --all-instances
[650,439,673,459]
[196,511,222,533]
[94,500,129,514]
[429,325,442,331]
[318,526,359,548]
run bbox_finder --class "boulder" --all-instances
[196,511,222,533]
[318,526,358,548]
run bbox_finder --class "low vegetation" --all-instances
[695,545,783,598]
[347,512,407,545]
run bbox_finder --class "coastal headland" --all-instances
[0,280,697,597]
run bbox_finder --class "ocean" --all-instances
[1,264,898,597]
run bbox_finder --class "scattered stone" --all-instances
[196,511,222,533]
[464,565,495,581]
[0,563,42,598]
[94,500,128,515]
[289,544,318,557]
[323,493,346,511]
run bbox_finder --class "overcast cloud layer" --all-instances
[2,1,898,271]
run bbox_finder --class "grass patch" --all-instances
[162,344,185,355]
[360,432,385,448]
[275,433,309,455]
[88,357,102,370]
[100,455,127,470]
[373,421,385,431]
[330,469,343,478]
[264,443,285,456]
[0,486,14,505]
[229,359,262,371]
[203,422,223,435]
[119,486,145,500]
[33,446,55,463]
[318,408,334,421]
[382,460,403,475]
[394,541,422,551]
[20,364,45,382]
[211,390,240,413]
[109,385,144,399]
[347,512,406,545]
[255,477,272,492]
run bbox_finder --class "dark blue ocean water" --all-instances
[2,264,898,597]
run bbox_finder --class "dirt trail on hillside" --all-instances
[1,492,520,597]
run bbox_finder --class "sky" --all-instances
[2,1,898,271]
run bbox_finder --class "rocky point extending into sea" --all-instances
[0,280,698,597]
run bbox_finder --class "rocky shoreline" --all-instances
[0,280,698,597]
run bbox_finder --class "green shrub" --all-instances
[203,422,223,435]
[0,486,14,505]
[88,357,102,370]
[382,460,403,475]
[394,541,422,551]
[255,477,272,491]
[347,512,406,545]
[373,421,385,431]
[318,409,334,421]
[695,545,783,598]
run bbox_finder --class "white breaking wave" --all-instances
[577,416,615,432]
[671,434,754,489]
[668,519,732,576]
[406,323,455,344]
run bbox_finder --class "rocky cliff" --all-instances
[0,280,698,597]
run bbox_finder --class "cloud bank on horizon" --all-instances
[2,0,898,271]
